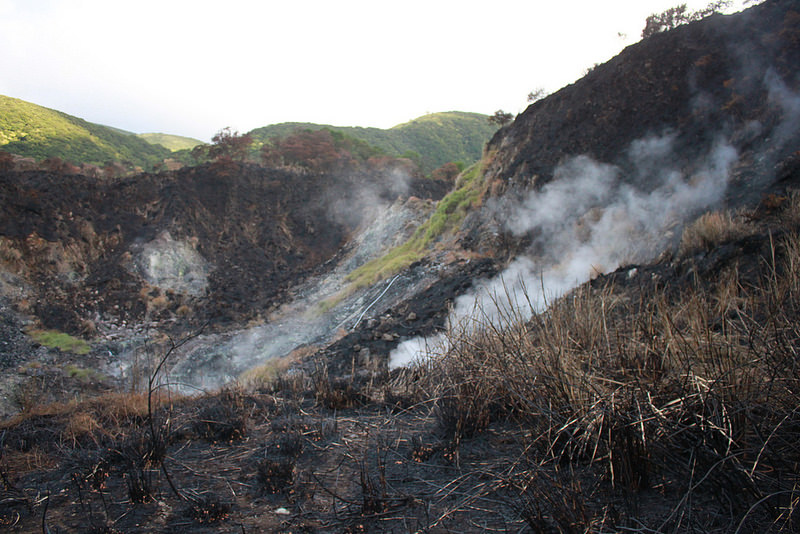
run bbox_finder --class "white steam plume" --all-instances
[327,165,413,229]
[765,69,800,148]
[389,134,738,369]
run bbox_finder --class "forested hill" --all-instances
[0,95,171,170]
[249,111,498,173]
[137,132,204,152]
[1,96,495,175]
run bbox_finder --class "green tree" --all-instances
[488,110,514,126]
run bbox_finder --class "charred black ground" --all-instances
[0,163,452,334]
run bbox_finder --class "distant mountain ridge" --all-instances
[0,95,171,170]
[137,132,204,152]
[249,111,498,173]
[1,96,496,174]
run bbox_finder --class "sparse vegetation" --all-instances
[642,1,732,39]
[342,161,487,292]
[27,328,91,355]
[527,87,548,103]
[488,109,514,126]
[678,208,753,255]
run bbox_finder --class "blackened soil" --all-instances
[0,163,451,335]
[313,257,500,375]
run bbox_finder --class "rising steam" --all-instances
[390,134,738,368]
[326,164,412,229]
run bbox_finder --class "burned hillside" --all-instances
[0,162,451,334]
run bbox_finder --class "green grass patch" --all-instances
[64,364,103,382]
[315,292,349,315]
[343,161,487,291]
[28,329,91,355]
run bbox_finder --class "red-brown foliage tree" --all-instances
[430,161,462,182]
[266,129,345,172]
[41,156,80,174]
[208,127,253,163]
[102,161,126,178]
[0,150,15,172]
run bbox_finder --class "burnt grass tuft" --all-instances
[191,388,249,443]
[185,493,232,523]
[256,457,296,494]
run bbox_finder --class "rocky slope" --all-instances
[0,156,460,414]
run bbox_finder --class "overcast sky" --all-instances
[0,0,755,141]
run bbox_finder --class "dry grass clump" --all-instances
[410,230,800,531]
[781,189,800,226]
[679,209,753,256]
[239,351,303,390]
[0,392,156,487]
[1,392,152,446]
[0,236,24,271]
[310,361,368,410]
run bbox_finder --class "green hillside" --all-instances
[249,111,498,173]
[0,95,170,170]
[137,132,204,151]
[0,96,497,174]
